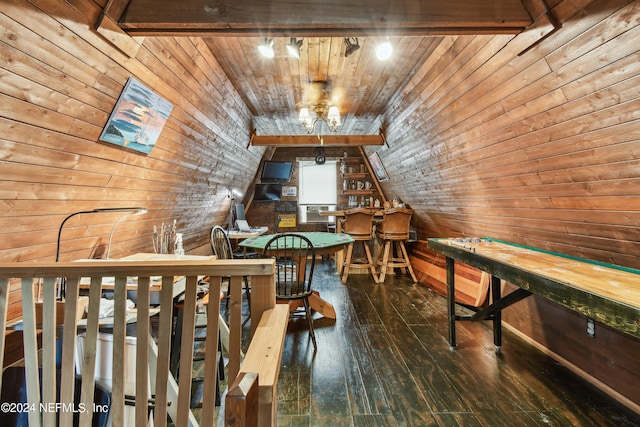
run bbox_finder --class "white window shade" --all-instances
[298,161,337,205]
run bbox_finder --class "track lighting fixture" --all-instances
[344,37,360,57]
[286,37,303,58]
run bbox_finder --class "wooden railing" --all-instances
[0,258,277,427]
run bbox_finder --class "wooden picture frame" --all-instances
[368,151,390,182]
[99,77,173,154]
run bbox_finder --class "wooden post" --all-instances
[225,372,259,427]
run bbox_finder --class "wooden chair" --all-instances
[210,225,252,320]
[340,208,378,283]
[375,207,418,283]
[262,233,318,351]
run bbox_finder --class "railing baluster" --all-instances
[0,277,8,387]
[176,275,198,424]
[135,276,151,426]
[111,276,127,426]
[153,275,174,427]
[59,277,79,427]
[200,279,221,427]
[228,275,244,382]
[78,276,103,427]
[41,277,57,427]
[21,277,41,427]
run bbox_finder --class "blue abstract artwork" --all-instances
[99,77,173,154]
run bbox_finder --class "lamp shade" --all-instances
[328,106,340,120]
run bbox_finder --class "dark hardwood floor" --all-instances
[210,260,640,426]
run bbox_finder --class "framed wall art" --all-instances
[99,77,173,154]
[368,151,390,182]
[281,186,297,197]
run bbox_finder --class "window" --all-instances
[298,160,337,223]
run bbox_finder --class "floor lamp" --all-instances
[55,207,147,298]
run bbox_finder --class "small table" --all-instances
[239,232,354,319]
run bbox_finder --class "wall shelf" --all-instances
[342,190,374,195]
[342,173,368,179]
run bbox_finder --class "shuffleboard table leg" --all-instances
[446,256,456,349]
[492,275,502,350]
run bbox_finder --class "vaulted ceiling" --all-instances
[103,0,535,138]
[203,36,446,136]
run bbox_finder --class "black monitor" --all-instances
[253,183,282,202]
[260,161,293,182]
[230,204,246,229]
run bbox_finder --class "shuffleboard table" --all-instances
[427,238,640,349]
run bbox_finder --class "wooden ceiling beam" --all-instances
[251,135,385,147]
[119,26,526,37]
[118,0,532,36]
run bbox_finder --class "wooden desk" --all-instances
[78,253,215,299]
[427,238,640,348]
[239,232,354,319]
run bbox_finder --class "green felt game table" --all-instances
[239,232,354,319]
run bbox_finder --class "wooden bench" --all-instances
[225,304,289,427]
[409,240,490,308]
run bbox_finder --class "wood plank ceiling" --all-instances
[109,0,534,139]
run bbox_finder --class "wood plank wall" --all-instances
[0,0,262,322]
[1,0,266,260]
[370,0,640,410]
[377,0,640,267]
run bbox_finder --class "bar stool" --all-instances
[340,208,379,283]
[375,207,418,283]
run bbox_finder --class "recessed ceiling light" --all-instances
[376,38,392,61]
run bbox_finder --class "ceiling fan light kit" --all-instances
[257,37,393,135]
[298,81,341,133]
